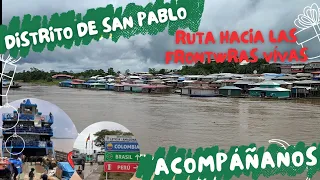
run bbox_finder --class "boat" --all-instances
[2,99,54,158]
[2,80,21,89]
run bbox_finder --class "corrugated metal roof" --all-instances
[292,86,312,90]
[293,80,320,84]
[249,87,290,92]
[255,81,280,86]
[219,86,242,90]
[291,65,305,69]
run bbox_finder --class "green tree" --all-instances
[158,69,166,74]
[148,68,156,75]
[93,130,134,147]
[125,69,130,75]
[107,68,116,75]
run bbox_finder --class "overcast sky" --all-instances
[0,98,78,138]
[3,0,320,72]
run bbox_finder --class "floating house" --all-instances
[89,83,106,90]
[106,83,115,90]
[165,80,178,88]
[59,80,72,87]
[248,81,291,98]
[141,85,171,94]
[292,80,320,97]
[81,80,98,89]
[234,80,259,94]
[124,84,147,93]
[255,80,293,89]
[291,86,312,98]
[114,84,124,92]
[2,99,54,157]
[71,79,85,88]
[180,81,221,97]
[219,86,242,97]
[311,71,320,80]
[184,86,220,97]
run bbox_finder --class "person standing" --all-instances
[12,163,18,180]
[29,168,35,180]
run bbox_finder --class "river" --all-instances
[3,84,320,179]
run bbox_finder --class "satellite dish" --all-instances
[253,70,257,74]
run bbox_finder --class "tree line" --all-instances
[7,59,280,82]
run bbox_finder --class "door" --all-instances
[228,90,231,96]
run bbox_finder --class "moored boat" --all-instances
[2,99,54,158]
[2,80,21,89]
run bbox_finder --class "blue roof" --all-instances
[87,80,97,83]
[178,77,185,80]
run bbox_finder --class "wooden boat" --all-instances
[2,80,21,88]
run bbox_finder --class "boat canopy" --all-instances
[21,99,37,107]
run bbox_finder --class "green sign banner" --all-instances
[105,152,140,162]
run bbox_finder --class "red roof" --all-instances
[72,79,85,83]
[52,74,74,78]
[311,71,320,74]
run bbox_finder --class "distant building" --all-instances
[291,64,305,74]
[280,64,292,74]
[52,74,74,80]
[304,62,320,73]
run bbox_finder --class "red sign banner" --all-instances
[104,162,139,173]
[67,151,74,169]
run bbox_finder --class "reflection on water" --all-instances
[3,85,320,179]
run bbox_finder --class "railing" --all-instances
[2,127,53,135]
[2,113,54,123]
[2,141,53,148]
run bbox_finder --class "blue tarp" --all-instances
[57,162,74,179]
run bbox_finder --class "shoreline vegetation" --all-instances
[9,59,278,84]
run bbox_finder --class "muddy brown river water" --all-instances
[3,84,320,180]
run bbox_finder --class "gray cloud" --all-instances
[3,0,320,72]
